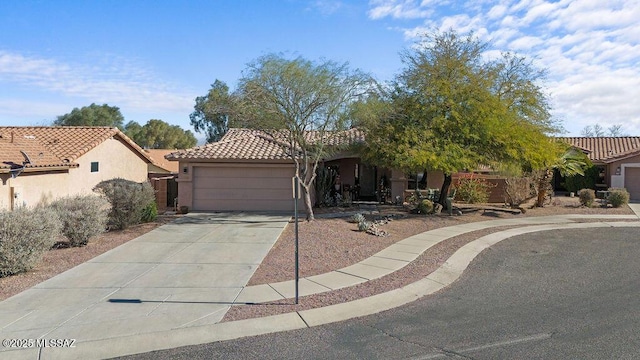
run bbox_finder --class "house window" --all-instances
[91,162,99,172]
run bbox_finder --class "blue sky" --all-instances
[1,0,638,141]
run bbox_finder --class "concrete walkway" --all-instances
[1,212,639,360]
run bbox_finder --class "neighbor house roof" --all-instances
[0,126,152,172]
[559,137,640,163]
[166,128,364,162]
[145,149,180,173]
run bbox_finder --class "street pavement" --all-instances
[119,226,640,360]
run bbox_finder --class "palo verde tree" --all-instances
[360,30,562,206]
[54,103,125,129]
[237,54,373,220]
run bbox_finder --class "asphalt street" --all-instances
[116,227,640,360]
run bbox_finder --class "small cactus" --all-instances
[350,213,365,223]
[357,220,370,232]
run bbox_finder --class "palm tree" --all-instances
[535,148,589,207]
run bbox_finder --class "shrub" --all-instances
[50,195,109,247]
[93,178,156,230]
[607,188,630,208]
[504,177,534,208]
[455,177,494,204]
[0,207,62,277]
[141,201,158,223]
[416,199,434,214]
[578,188,596,207]
[564,166,599,194]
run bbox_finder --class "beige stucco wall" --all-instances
[68,138,148,193]
[0,138,148,210]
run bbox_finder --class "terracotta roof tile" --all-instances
[0,126,151,171]
[166,128,364,161]
[145,149,180,172]
[559,137,640,163]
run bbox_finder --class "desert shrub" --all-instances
[0,207,62,277]
[578,188,596,207]
[93,178,156,230]
[504,177,534,207]
[50,195,109,247]
[607,188,630,208]
[416,199,434,214]
[455,178,494,204]
[564,166,599,193]
[141,201,158,223]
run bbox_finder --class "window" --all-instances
[91,162,99,173]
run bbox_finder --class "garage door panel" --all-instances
[192,189,292,201]
[624,167,640,201]
[194,167,290,178]
[192,165,296,211]
[194,177,290,190]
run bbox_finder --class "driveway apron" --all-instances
[0,213,289,352]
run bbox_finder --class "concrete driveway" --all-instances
[0,213,289,360]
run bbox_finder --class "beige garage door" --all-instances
[624,167,640,201]
[192,165,295,211]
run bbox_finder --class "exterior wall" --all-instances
[0,171,69,209]
[0,138,149,210]
[609,154,640,200]
[68,138,148,193]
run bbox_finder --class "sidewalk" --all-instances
[1,213,639,360]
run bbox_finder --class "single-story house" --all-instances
[560,136,640,200]
[166,128,412,212]
[0,126,152,210]
[145,149,180,211]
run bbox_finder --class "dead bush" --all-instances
[93,178,156,230]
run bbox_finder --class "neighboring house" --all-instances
[145,149,179,211]
[0,126,151,210]
[560,137,640,201]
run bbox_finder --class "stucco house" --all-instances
[0,126,152,210]
[166,128,407,212]
[560,137,640,201]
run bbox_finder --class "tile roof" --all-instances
[0,126,151,171]
[145,149,180,173]
[559,137,640,163]
[166,128,364,162]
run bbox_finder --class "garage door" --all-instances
[192,165,295,211]
[624,167,640,201]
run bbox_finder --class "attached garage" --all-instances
[192,164,295,211]
[624,167,640,201]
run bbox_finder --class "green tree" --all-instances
[124,119,197,149]
[237,54,373,220]
[360,30,561,206]
[190,79,242,143]
[54,103,125,128]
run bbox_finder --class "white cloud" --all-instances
[0,51,195,118]
[367,0,640,135]
[368,0,434,19]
